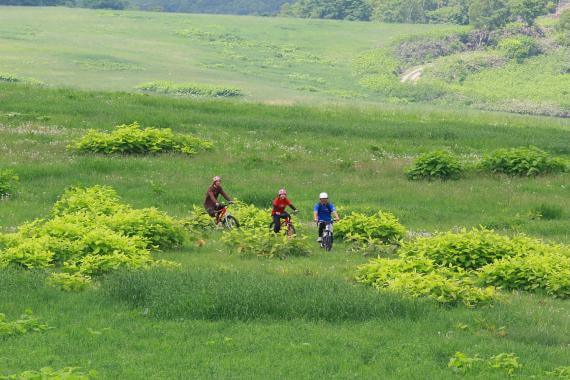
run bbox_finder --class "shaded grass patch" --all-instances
[102,267,435,322]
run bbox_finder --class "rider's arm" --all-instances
[220,188,232,203]
[313,211,318,222]
[207,189,219,205]
[332,211,340,221]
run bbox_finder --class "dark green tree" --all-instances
[509,0,548,25]
[468,0,510,29]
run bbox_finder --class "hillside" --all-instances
[1,7,568,116]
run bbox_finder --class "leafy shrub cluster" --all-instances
[498,35,539,61]
[137,81,242,97]
[425,51,507,83]
[0,169,19,198]
[335,210,406,247]
[480,146,567,176]
[0,186,184,287]
[0,310,49,337]
[0,72,44,85]
[0,367,96,379]
[406,150,463,180]
[357,228,569,305]
[69,122,212,155]
[448,352,522,375]
[221,227,310,259]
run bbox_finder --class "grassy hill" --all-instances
[1,7,568,116]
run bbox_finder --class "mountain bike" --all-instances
[215,203,240,229]
[319,221,334,251]
[269,211,297,237]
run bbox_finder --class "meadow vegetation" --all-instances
[0,80,568,378]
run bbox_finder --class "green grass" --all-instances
[0,6,457,103]
[0,80,568,378]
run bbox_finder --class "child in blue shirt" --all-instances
[313,192,340,242]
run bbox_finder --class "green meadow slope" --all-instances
[1,7,568,116]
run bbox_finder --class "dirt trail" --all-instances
[400,66,424,83]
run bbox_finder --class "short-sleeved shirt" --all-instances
[314,202,336,222]
[272,197,291,215]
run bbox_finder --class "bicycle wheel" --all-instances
[223,215,240,229]
[286,223,296,237]
[323,233,332,251]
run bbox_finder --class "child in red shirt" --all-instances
[272,189,298,233]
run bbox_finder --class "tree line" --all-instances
[0,0,558,27]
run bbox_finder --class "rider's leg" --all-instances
[317,222,325,242]
[273,214,281,233]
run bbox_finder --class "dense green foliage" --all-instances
[0,169,19,198]
[0,311,49,337]
[358,228,569,303]
[280,0,371,20]
[222,228,311,258]
[136,81,242,97]
[405,150,463,180]
[70,122,212,155]
[480,146,567,176]
[335,210,407,246]
[0,186,184,280]
[498,35,539,61]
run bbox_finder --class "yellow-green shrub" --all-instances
[335,210,406,246]
[48,272,92,292]
[356,257,496,307]
[479,146,567,176]
[69,122,212,155]
[479,253,570,298]
[0,310,50,337]
[221,227,310,259]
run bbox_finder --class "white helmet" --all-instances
[319,192,328,199]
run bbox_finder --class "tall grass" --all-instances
[102,268,434,321]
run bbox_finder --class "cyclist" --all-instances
[271,188,298,233]
[204,176,234,223]
[313,192,340,242]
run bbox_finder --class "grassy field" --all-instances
[2,6,568,117]
[0,6,457,103]
[0,82,569,378]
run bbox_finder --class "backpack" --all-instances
[317,203,333,214]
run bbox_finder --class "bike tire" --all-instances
[223,215,240,229]
[286,224,296,237]
[324,233,332,251]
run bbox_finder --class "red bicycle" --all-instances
[215,203,240,229]
[269,212,297,237]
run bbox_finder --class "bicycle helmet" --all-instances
[319,192,328,199]
[278,188,287,195]
[212,176,221,183]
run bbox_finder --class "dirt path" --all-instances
[400,66,424,83]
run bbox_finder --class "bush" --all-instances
[406,150,463,180]
[399,227,562,270]
[480,146,567,176]
[47,272,92,292]
[335,210,406,246]
[136,81,242,97]
[221,227,310,258]
[69,122,212,155]
[356,257,496,306]
[498,36,539,61]
[479,253,570,298]
[357,227,568,305]
[425,51,507,83]
[0,310,50,337]
[0,169,19,198]
[0,186,183,284]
